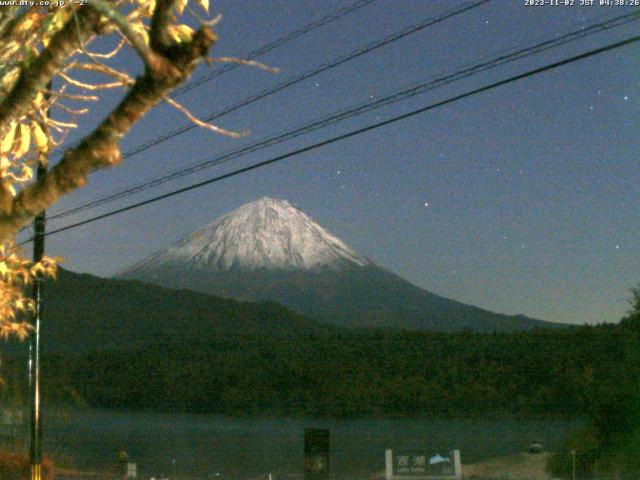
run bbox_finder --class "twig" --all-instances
[46,117,78,129]
[0,7,100,138]
[209,56,280,73]
[45,89,99,102]
[163,96,247,138]
[89,0,161,69]
[52,103,89,116]
[83,37,126,59]
[67,61,134,84]
[186,4,221,27]
[58,72,128,91]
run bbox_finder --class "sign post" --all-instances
[304,428,330,480]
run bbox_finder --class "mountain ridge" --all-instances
[120,197,562,332]
[23,267,341,353]
[122,197,370,274]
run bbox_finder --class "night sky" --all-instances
[36,0,639,326]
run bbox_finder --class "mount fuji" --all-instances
[119,197,558,332]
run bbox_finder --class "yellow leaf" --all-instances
[0,261,8,277]
[32,122,48,153]
[168,24,194,43]
[139,0,156,17]
[196,0,209,13]
[33,92,45,108]
[16,18,35,35]
[30,263,45,277]
[12,123,30,158]
[10,165,33,183]
[175,0,188,15]
[131,21,149,45]
[0,122,16,154]
[51,9,69,31]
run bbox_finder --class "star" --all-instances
[615,244,621,250]
[424,202,429,208]
[623,96,629,101]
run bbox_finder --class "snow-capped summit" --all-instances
[125,197,370,273]
[120,197,557,333]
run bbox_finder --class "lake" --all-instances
[44,409,579,479]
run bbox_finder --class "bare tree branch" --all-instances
[150,0,178,53]
[0,7,99,138]
[84,37,127,59]
[67,61,134,84]
[0,8,217,240]
[89,0,163,71]
[59,72,128,91]
[163,96,246,138]
[46,89,99,102]
[210,56,280,74]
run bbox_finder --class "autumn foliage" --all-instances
[0,451,54,480]
[0,0,218,337]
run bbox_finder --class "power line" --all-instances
[171,0,378,97]
[44,0,377,161]
[47,10,640,222]
[23,34,638,243]
[48,0,487,163]
[108,0,491,160]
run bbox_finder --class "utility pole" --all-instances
[28,88,50,480]
[28,162,46,480]
[570,449,576,480]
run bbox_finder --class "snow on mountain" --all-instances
[126,197,370,273]
[120,197,560,332]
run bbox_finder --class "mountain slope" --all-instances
[28,268,339,353]
[126,196,369,272]
[120,197,560,332]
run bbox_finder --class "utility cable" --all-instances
[20,33,638,244]
[45,0,377,160]
[98,0,491,161]
[171,0,378,97]
[47,10,640,222]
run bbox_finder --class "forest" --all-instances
[12,323,631,420]
[1,290,637,478]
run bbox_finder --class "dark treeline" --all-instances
[10,323,632,420]
[547,291,640,479]
[2,318,638,478]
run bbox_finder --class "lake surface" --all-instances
[44,409,579,479]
